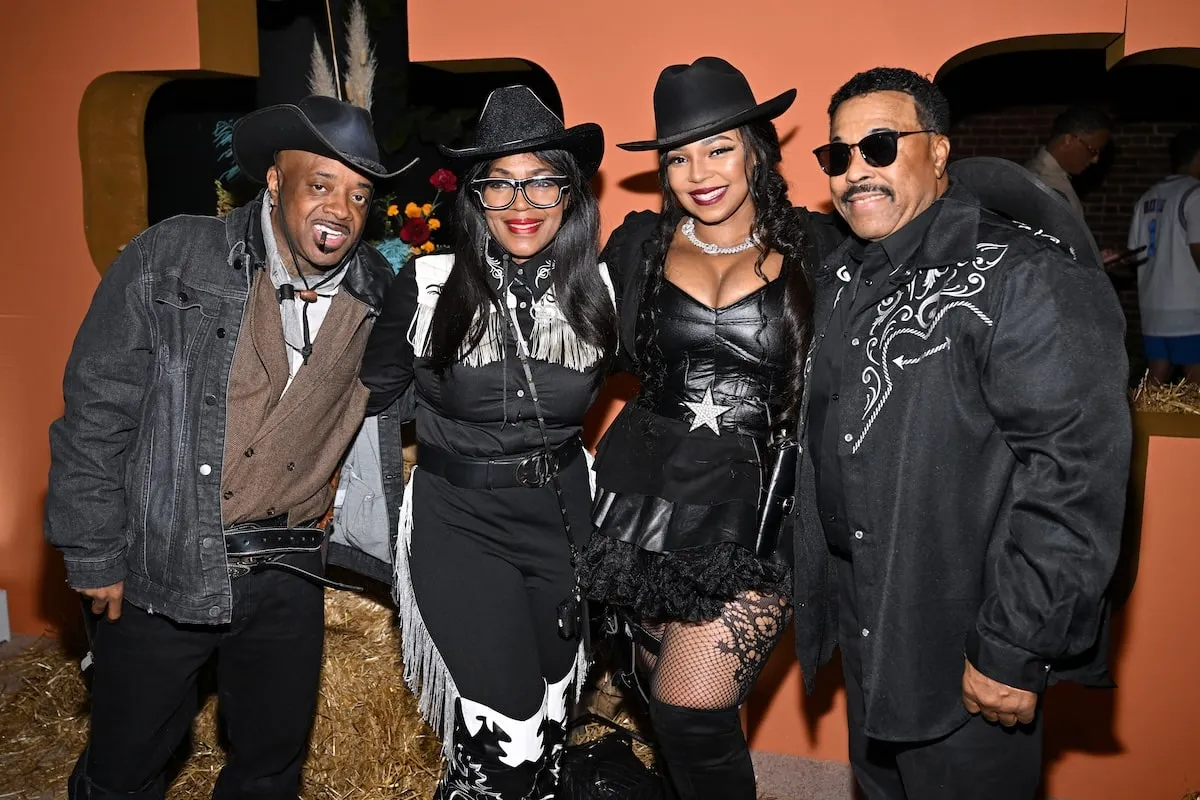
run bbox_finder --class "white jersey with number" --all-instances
[1128,174,1200,337]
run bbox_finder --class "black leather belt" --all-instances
[222,516,359,591]
[225,526,323,557]
[418,436,583,490]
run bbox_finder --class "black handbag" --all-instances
[754,430,799,559]
[558,713,665,800]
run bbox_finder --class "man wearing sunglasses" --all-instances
[791,67,1130,799]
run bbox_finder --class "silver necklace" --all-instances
[681,216,760,256]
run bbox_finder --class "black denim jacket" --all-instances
[45,196,392,624]
[790,182,1132,741]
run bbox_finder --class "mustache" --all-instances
[841,184,895,203]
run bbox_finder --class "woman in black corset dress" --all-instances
[580,58,836,800]
[359,86,617,799]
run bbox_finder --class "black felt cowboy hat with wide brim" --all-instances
[439,85,605,177]
[618,57,796,152]
[949,156,1103,269]
[233,95,417,183]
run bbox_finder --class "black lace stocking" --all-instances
[636,590,790,709]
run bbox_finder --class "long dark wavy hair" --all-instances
[425,148,617,377]
[634,119,814,424]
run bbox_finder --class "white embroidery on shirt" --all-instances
[853,242,1006,452]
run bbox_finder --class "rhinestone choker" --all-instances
[681,216,760,256]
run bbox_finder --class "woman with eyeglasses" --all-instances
[358,85,616,799]
[578,58,841,800]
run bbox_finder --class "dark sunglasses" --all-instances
[813,130,935,176]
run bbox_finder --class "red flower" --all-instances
[430,168,457,192]
[399,217,431,246]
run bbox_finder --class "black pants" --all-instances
[837,559,1043,800]
[69,569,325,800]
[410,459,591,721]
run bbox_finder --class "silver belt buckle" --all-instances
[227,553,272,579]
[515,451,557,487]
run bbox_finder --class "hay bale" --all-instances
[0,585,658,798]
[0,640,90,795]
[296,591,441,798]
[1131,376,1200,414]
[0,591,442,799]
[169,590,444,798]
[571,666,657,769]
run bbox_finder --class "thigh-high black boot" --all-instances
[646,699,755,800]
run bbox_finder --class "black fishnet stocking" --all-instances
[636,590,790,710]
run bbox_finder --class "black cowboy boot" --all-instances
[646,699,756,800]
[435,703,544,800]
[529,715,567,800]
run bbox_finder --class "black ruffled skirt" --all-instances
[579,403,792,623]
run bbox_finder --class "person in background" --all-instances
[1128,127,1200,384]
[1024,105,1113,260]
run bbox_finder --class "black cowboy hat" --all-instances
[233,95,417,183]
[618,57,796,152]
[949,156,1103,269]
[439,85,605,177]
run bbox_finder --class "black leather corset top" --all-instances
[646,275,789,438]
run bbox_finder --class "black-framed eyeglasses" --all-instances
[470,175,571,210]
[813,130,935,176]
[1073,134,1103,158]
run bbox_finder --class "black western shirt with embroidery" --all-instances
[790,181,1132,742]
[808,202,940,557]
[360,247,609,459]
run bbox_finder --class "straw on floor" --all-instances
[0,591,442,799]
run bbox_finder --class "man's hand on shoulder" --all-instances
[962,658,1037,727]
[80,581,124,621]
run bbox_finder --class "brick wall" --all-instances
[948,107,1196,374]
[936,54,1200,380]
[949,105,1194,251]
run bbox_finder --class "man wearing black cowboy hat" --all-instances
[791,67,1130,798]
[46,95,411,799]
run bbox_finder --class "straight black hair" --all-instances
[425,149,617,376]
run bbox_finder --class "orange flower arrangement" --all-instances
[375,168,457,271]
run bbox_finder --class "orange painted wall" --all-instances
[3,0,1198,795]
[0,1,255,638]
[411,0,1137,222]
[1039,434,1200,798]
[409,3,1200,799]
[1125,0,1200,65]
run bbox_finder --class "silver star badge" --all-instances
[684,386,733,434]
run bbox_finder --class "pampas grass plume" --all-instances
[308,37,339,99]
[343,0,376,111]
